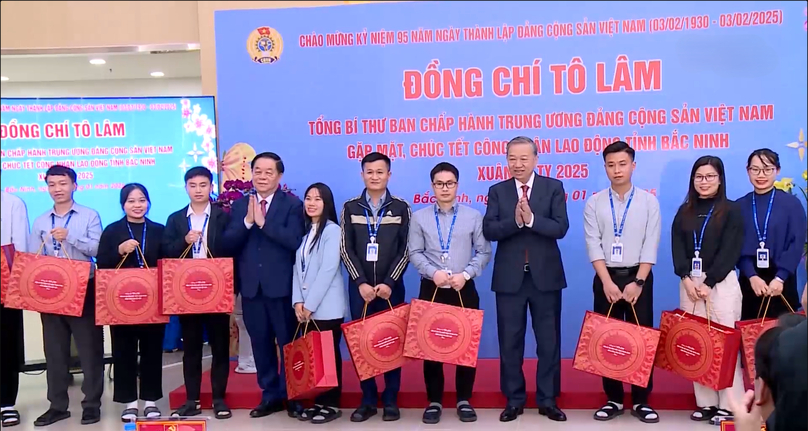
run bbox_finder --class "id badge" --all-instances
[756,248,770,269]
[691,257,703,278]
[610,243,624,263]
[365,242,379,262]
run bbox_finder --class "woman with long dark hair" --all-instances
[292,183,346,424]
[737,149,806,319]
[96,183,166,421]
[671,156,745,424]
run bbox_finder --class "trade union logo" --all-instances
[246,26,284,64]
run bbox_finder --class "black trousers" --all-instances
[302,318,344,408]
[179,313,230,401]
[593,267,655,405]
[496,272,561,408]
[111,323,166,403]
[0,302,24,408]
[41,278,105,411]
[419,279,480,405]
[740,267,800,320]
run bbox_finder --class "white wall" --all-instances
[2,76,202,362]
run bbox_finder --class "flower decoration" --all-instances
[211,180,297,213]
[786,129,806,161]
[773,177,794,193]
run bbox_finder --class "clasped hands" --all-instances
[683,276,711,303]
[433,270,466,291]
[358,283,393,302]
[244,194,266,228]
[118,239,139,255]
[603,280,643,305]
[749,275,783,297]
[294,303,312,323]
[515,197,533,227]
[50,227,69,242]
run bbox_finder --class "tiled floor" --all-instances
[10,359,705,431]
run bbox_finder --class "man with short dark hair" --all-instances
[408,162,491,424]
[29,165,104,427]
[340,152,411,422]
[583,141,661,423]
[224,152,305,418]
[163,166,233,420]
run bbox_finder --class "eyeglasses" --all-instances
[433,181,457,190]
[694,174,719,183]
[747,166,776,176]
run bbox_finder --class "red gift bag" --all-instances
[95,247,168,325]
[158,244,234,315]
[719,420,766,431]
[403,289,484,367]
[572,303,661,388]
[283,321,338,400]
[735,295,804,382]
[0,244,14,304]
[655,304,742,390]
[341,300,411,381]
[5,246,91,317]
[134,420,207,431]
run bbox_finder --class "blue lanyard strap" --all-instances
[50,211,73,254]
[301,229,313,273]
[692,206,714,254]
[363,209,383,242]
[187,214,209,255]
[126,222,147,268]
[434,205,458,254]
[609,188,635,241]
[752,191,775,245]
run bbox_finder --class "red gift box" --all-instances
[719,421,766,431]
[655,308,742,390]
[283,326,339,400]
[4,250,91,316]
[158,257,234,315]
[135,420,207,431]
[572,309,661,388]
[342,301,412,381]
[96,267,168,325]
[403,297,484,367]
[0,244,14,304]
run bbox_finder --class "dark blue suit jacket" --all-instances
[224,190,305,299]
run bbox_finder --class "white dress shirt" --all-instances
[515,172,536,228]
[1,191,30,252]
[186,203,211,259]
[243,192,275,229]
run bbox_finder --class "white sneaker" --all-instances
[235,362,257,374]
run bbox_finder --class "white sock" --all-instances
[144,401,156,408]
[0,407,13,412]
[595,401,622,418]
[456,401,469,408]
[126,401,138,410]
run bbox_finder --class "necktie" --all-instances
[261,200,268,217]
[521,184,529,264]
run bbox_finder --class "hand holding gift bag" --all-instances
[5,242,91,316]
[573,301,661,388]
[341,299,411,381]
[159,243,234,315]
[735,295,804,382]
[403,287,484,368]
[0,244,15,304]
[96,245,168,325]
[283,320,338,401]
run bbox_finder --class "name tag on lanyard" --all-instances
[753,191,774,269]
[691,206,714,279]
[436,205,458,279]
[364,209,382,262]
[609,188,634,263]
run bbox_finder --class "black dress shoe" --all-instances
[286,401,304,419]
[499,405,524,422]
[250,401,284,418]
[382,405,400,421]
[539,405,567,422]
[350,405,378,422]
[80,408,101,425]
[33,409,70,427]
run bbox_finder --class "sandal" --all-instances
[143,406,161,419]
[457,404,477,423]
[120,408,139,423]
[311,406,342,424]
[594,402,623,421]
[422,405,442,424]
[298,405,319,422]
[690,406,718,422]
[1,410,21,428]
[709,409,733,426]
[213,399,232,420]
[171,401,201,417]
[631,404,660,424]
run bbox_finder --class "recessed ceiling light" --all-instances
[150,71,165,78]
[0,76,8,81]
[89,58,106,65]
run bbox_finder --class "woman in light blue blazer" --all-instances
[293,182,346,424]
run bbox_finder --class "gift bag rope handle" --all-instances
[676,299,712,330]
[293,318,323,340]
[361,298,394,321]
[756,294,796,326]
[115,245,150,271]
[606,301,641,328]
[430,287,465,309]
[178,242,214,260]
[35,240,73,261]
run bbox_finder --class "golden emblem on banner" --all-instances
[246,26,284,64]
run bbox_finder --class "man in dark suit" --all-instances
[482,136,570,423]
[163,166,233,419]
[223,152,305,418]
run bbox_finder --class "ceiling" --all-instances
[0,50,201,82]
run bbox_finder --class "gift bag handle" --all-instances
[430,287,465,309]
[678,299,712,330]
[179,242,214,260]
[293,318,323,340]
[757,294,796,326]
[35,240,73,261]
[605,301,641,328]
[361,298,394,321]
[116,245,150,271]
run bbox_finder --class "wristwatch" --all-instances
[462,271,471,281]
[634,278,645,287]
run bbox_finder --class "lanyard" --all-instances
[692,206,714,257]
[300,227,316,273]
[50,211,73,255]
[435,205,458,256]
[187,214,209,255]
[609,188,635,242]
[363,209,383,243]
[752,191,775,247]
[126,222,147,268]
